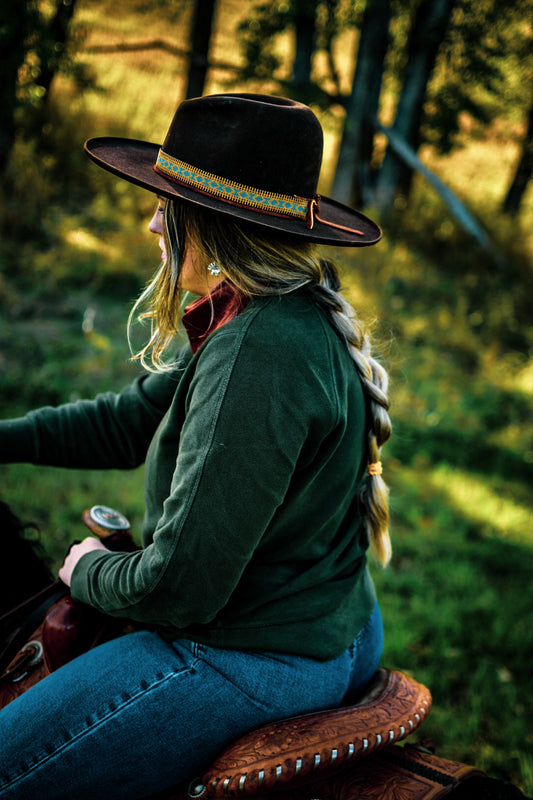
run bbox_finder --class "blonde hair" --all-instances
[130,200,392,565]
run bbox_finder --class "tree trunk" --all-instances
[373,0,456,211]
[292,0,319,88]
[0,0,33,174]
[502,98,533,217]
[185,0,218,99]
[322,0,342,95]
[376,120,506,266]
[37,0,79,102]
[330,0,391,208]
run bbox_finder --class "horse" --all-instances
[0,499,53,613]
[0,499,529,800]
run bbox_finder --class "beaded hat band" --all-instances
[154,150,365,236]
[155,150,309,220]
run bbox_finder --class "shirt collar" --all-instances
[182,281,248,354]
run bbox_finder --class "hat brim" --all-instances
[84,137,382,247]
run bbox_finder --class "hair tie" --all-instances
[367,461,382,477]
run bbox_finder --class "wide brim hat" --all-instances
[85,93,381,247]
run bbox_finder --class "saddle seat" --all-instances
[185,668,433,799]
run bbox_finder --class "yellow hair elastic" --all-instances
[367,461,383,477]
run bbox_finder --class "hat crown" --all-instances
[161,94,323,199]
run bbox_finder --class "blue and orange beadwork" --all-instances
[154,150,310,221]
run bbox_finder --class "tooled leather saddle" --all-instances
[149,668,484,800]
[0,508,489,800]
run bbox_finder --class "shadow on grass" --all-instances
[375,464,533,792]
[390,419,533,486]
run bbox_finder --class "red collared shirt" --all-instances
[182,282,248,354]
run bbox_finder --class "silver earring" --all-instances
[208,262,221,277]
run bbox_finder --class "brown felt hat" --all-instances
[84,93,381,247]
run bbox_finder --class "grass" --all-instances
[1,0,533,794]
[337,235,533,791]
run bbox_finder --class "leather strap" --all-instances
[360,745,487,799]
[0,622,50,708]
[0,583,67,674]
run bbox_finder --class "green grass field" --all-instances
[1,0,532,793]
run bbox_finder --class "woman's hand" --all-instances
[59,537,110,587]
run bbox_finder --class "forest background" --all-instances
[0,0,532,793]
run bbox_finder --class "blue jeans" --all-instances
[0,604,383,800]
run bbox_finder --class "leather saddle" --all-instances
[144,668,482,800]
[0,508,485,799]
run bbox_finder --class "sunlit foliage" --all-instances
[0,0,532,793]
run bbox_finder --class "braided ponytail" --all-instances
[311,259,392,567]
[132,201,391,563]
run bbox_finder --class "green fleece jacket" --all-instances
[0,291,376,659]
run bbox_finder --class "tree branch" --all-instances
[85,39,237,73]
[376,120,507,267]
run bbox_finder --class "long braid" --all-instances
[311,259,392,567]
[132,201,391,564]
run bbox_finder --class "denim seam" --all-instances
[354,605,376,649]
[194,646,271,713]
[0,664,195,793]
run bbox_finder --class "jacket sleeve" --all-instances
[70,312,336,626]
[0,362,188,469]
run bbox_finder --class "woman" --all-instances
[0,94,391,800]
